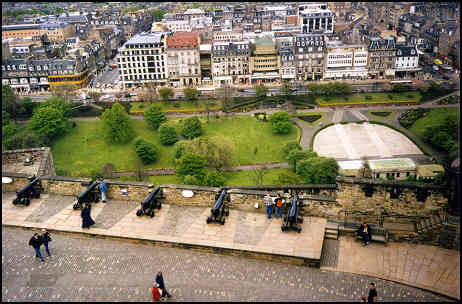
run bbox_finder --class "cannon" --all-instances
[12,176,43,206]
[73,181,100,210]
[206,189,229,225]
[136,186,163,217]
[281,193,303,233]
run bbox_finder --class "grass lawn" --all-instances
[296,112,327,125]
[113,168,293,187]
[130,99,221,113]
[409,108,460,138]
[52,115,300,176]
[317,91,421,105]
[368,110,396,120]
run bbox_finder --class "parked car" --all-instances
[124,93,131,98]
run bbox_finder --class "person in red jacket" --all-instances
[152,282,162,302]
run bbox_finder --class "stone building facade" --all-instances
[166,31,201,87]
[211,40,251,86]
[294,33,325,81]
[367,36,396,79]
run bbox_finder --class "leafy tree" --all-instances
[204,171,226,187]
[39,96,72,118]
[282,141,302,158]
[133,137,159,164]
[255,85,269,98]
[281,81,292,97]
[180,116,203,139]
[2,110,11,126]
[287,150,317,172]
[145,105,167,130]
[159,87,173,102]
[4,131,44,150]
[277,171,304,185]
[175,153,207,182]
[251,167,267,185]
[2,85,20,120]
[2,123,18,140]
[183,174,202,186]
[269,111,292,134]
[159,123,178,145]
[101,103,134,144]
[27,106,69,142]
[19,97,38,118]
[153,9,167,21]
[184,88,199,101]
[297,156,339,184]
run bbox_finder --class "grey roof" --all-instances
[123,32,166,46]
[396,45,418,57]
[2,24,41,31]
[369,37,395,50]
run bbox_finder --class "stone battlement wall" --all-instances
[2,147,56,177]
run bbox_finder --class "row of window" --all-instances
[121,68,166,75]
[296,41,324,47]
[119,62,164,68]
[298,47,323,53]
[119,49,162,56]
[255,64,277,69]
[125,43,164,49]
[119,55,164,62]
[121,74,166,81]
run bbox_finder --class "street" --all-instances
[2,227,452,302]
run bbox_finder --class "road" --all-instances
[2,227,452,302]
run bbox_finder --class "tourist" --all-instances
[156,271,171,299]
[368,282,377,303]
[29,232,44,262]
[357,222,372,246]
[152,282,162,302]
[264,192,273,219]
[274,194,283,218]
[40,228,52,257]
[81,203,95,229]
[99,179,108,203]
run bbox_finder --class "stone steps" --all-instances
[325,222,339,240]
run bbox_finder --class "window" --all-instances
[376,173,380,178]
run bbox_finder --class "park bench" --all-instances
[354,224,389,245]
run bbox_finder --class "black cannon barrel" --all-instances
[142,186,161,204]
[212,190,226,211]
[16,177,40,196]
[289,194,298,218]
[77,181,100,200]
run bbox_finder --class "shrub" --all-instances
[144,105,167,130]
[159,87,173,102]
[296,156,339,184]
[388,94,393,100]
[204,170,226,187]
[269,111,292,134]
[184,88,199,101]
[365,95,372,100]
[102,103,134,144]
[28,105,70,141]
[282,141,302,158]
[175,153,207,182]
[159,123,178,145]
[183,174,202,186]
[277,171,304,185]
[133,137,159,164]
[180,116,203,139]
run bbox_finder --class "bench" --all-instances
[355,225,389,245]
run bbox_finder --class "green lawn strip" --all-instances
[296,112,326,125]
[316,91,421,106]
[368,110,396,120]
[130,99,221,113]
[52,115,299,176]
[409,108,460,139]
[223,168,293,186]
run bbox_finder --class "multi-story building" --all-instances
[367,36,396,79]
[40,22,75,42]
[395,45,421,79]
[212,30,243,42]
[211,40,251,86]
[294,33,325,81]
[183,8,206,22]
[324,41,368,80]
[164,20,191,32]
[250,36,280,84]
[279,47,296,82]
[298,3,335,34]
[1,24,41,40]
[117,32,169,89]
[166,31,201,87]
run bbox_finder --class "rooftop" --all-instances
[367,158,416,172]
[124,32,166,46]
[416,164,444,178]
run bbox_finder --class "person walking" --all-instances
[274,194,283,218]
[264,192,273,219]
[152,282,162,302]
[368,282,377,303]
[40,228,52,257]
[81,203,95,229]
[99,179,108,203]
[156,271,171,299]
[29,232,44,262]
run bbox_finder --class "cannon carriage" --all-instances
[136,186,163,217]
[281,193,304,233]
[73,181,100,210]
[206,189,230,225]
[12,176,43,206]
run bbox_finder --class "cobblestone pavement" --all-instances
[2,227,453,302]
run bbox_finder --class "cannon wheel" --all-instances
[220,218,225,225]
[225,209,229,216]
[136,209,143,216]
[299,218,304,223]
[149,210,155,217]
[73,203,80,210]
[206,217,211,224]
[281,226,286,232]
[12,198,20,205]
[296,227,302,233]
[25,198,30,206]
[157,203,162,209]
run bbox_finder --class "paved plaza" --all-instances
[313,122,423,160]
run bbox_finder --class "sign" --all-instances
[182,190,194,198]
[2,177,13,184]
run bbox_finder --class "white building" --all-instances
[117,32,169,89]
[298,3,335,34]
[164,20,191,32]
[395,45,421,79]
[213,30,243,41]
[324,41,368,80]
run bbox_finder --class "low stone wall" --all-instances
[160,184,220,207]
[2,147,56,177]
[1,173,31,193]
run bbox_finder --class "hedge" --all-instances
[317,99,419,106]
[130,106,221,115]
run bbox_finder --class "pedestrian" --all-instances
[29,232,44,262]
[99,179,108,203]
[152,282,162,302]
[263,192,273,219]
[361,296,366,302]
[357,222,372,246]
[156,271,171,299]
[368,282,377,303]
[274,194,283,218]
[81,203,95,229]
[40,228,52,257]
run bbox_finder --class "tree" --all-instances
[297,156,339,184]
[277,171,304,185]
[159,123,178,145]
[19,97,38,118]
[255,85,269,98]
[145,105,167,130]
[2,85,21,121]
[184,88,199,101]
[287,150,317,172]
[101,103,134,144]
[282,141,302,158]
[204,171,226,187]
[134,157,145,181]
[281,81,292,97]
[158,87,173,102]
[27,106,69,143]
[51,83,78,103]
[251,167,268,185]
[133,137,159,164]
[175,153,207,182]
[153,9,166,22]
[269,111,292,134]
[39,96,72,118]
[102,162,116,179]
[217,84,234,111]
[181,116,203,139]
